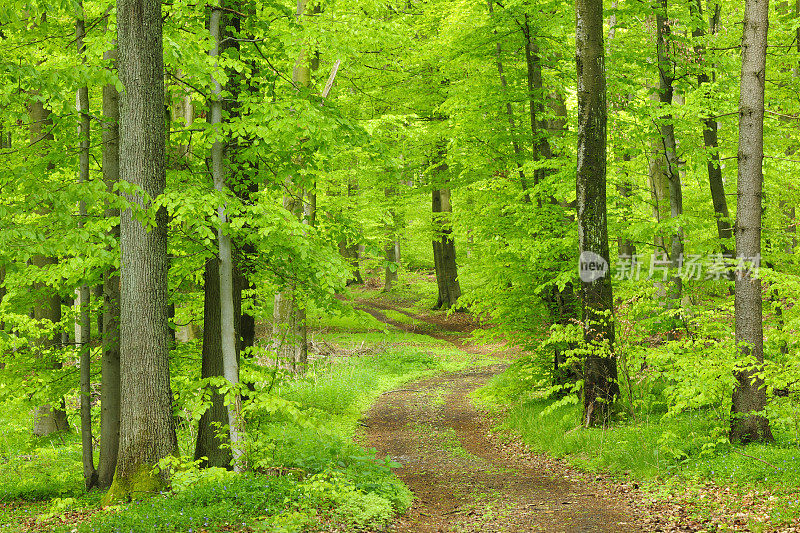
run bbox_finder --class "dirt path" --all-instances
[358,299,643,532]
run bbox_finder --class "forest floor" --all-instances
[355,297,645,532]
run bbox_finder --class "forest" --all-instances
[1,0,799,530]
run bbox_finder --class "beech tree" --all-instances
[108,0,177,499]
[730,0,773,443]
[576,0,617,427]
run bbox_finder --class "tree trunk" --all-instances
[576,0,618,427]
[384,187,400,292]
[272,0,314,372]
[432,184,462,310]
[76,2,97,490]
[209,0,242,471]
[656,0,684,322]
[691,0,734,255]
[730,0,773,443]
[29,95,70,437]
[488,0,530,203]
[195,257,234,468]
[97,42,121,490]
[107,0,177,501]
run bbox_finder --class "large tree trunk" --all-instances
[432,185,462,310]
[730,0,773,443]
[107,0,177,501]
[576,0,618,427]
[76,2,97,490]
[97,42,121,490]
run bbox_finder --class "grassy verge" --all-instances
[477,363,800,530]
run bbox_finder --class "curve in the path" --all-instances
[359,301,641,532]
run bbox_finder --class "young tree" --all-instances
[209,0,242,470]
[730,0,773,443]
[76,0,97,490]
[576,0,617,427]
[108,0,177,499]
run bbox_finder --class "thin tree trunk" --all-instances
[29,96,70,437]
[487,0,530,203]
[107,0,177,500]
[608,2,637,258]
[730,0,773,443]
[576,0,617,427]
[97,42,121,490]
[656,0,684,321]
[209,0,242,471]
[691,0,734,255]
[76,1,97,490]
[383,186,400,291]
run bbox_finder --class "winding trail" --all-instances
[357,299,642,532]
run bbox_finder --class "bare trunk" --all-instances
[97,43,121,490]
[576,0,617,427]
[209,0,242,470]
[432,185,461,310]
[108,0,177,500]
[76,2,97,490]
[731,0,773,443]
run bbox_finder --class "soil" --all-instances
[357,298,645,533]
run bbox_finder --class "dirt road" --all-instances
[358,299,642,532]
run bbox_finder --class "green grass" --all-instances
[501,397,800,487]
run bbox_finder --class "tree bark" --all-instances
[576,0,617,427]
[691,0,734,255]
[97,43,121,490]
[76,1,97,490]
[731,0,773,443]
[108,0,177,500]
[195,257,234,469]
[656,0,684,319]
[209,0,242,471]
[432,182,462,310]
